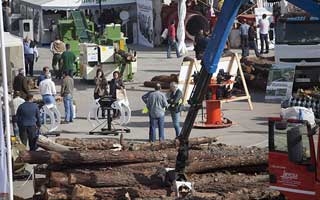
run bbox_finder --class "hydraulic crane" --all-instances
[175,0,320,192]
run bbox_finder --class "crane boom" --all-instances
[175,0,245,176]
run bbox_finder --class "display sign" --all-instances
[265,64,296,102]
[136,0,154,47]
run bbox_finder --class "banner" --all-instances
[265,64,296,102]
[0,100,8,198]
[136,0,154,47]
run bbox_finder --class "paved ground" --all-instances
[13,45,280,198]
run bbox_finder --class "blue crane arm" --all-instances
[203,0,244,73]
[286,0,320,18]
[175,0,245,175]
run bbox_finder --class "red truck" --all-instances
[269,117,320,199]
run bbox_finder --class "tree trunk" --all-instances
[55,138,120,150]
[127,137,216,151]
[45,187,70,200]
[19,150,167,165]
[37,135,71,152]
[45,186,171,200]
[49,172,69,187]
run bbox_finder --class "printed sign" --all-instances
[136,0,154,47]
[265,64,296,102]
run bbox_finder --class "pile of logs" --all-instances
[19,137,281,200]
[239,56,274,91]
[144,74,179,89]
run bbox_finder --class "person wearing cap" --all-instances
[39,73,56,105]
[167,82,182,137]
[147,83,168,142]
[50,37,65,79]
[13,68,29,100]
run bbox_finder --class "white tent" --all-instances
[20,0,136,10]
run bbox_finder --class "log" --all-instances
[71,184,96,200]
[19,150,167,165]
[56,137,216,151]
[55,138,120,151]
[45,187,70,200]
[185,153,267,174]
[45,186,171,200]
[144,81,170,89]
[126,137,217,151]
[37,135,71,152]
[49,172,69,187]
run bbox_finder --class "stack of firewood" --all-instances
[144,74,179,89]
[239,56,274,91]
[19,137,281,200]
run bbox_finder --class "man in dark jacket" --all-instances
[248,21,261,57]
[167,82,182,137]
[13,68,29,100]
[16,93,41,151]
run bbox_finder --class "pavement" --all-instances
[13,45,280,198]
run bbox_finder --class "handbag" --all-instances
[161,28,168,39]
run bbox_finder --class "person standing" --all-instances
[142,91,153,141]
[248,21,261,57]
[239,19,250,57]
[23,37,39,77]
[194,29,204,60]
[39,73,56,105]
[13,68,29,100]
[60,43,76,77]
[16,94,41,151]
[258,14,270,54]
[94,68,108,100]
[61,71,74,123]
[50,37,65,79]
[10,91,25,136]
[167,21,181,59]
[147,83,168,142]
[109,71,124,99]
[109,71,125,118]
[167,82,182,137]
[37,66,50,87]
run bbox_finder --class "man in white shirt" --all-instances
[39,73,56,105]
[11,91,25,136]
[258,14,270,54]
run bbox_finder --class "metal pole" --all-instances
[0,3,14,200]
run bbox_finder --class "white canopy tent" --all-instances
[20,0,136,11]
[19,0,137,43]
[0,32,24,92]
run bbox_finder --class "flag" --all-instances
[0,100,9,198]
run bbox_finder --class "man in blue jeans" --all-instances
[147,83,168,142]
[61,71,74,123]
[167,82,182,137]
[167,21,181,58]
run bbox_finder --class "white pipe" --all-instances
[0,3,14,200]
